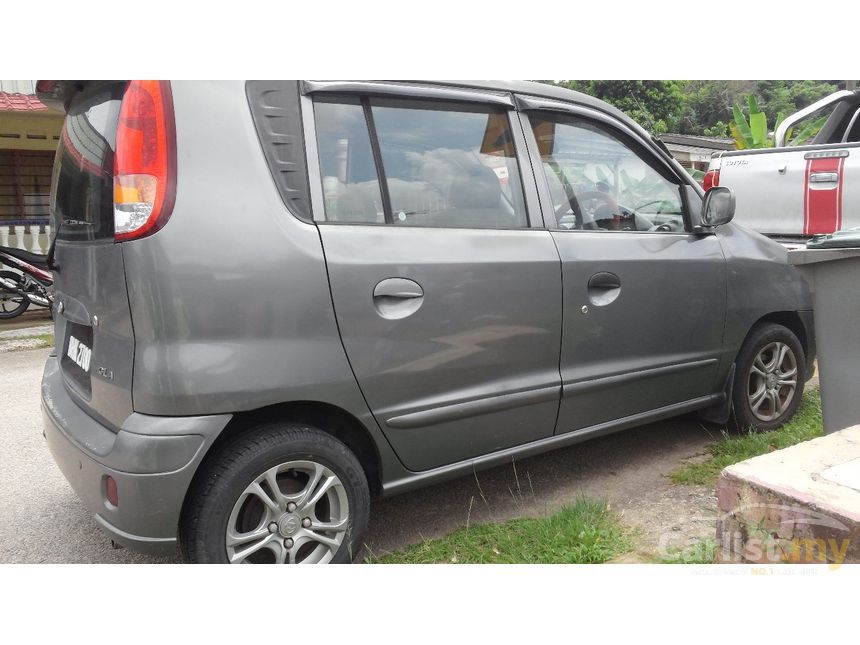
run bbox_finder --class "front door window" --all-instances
[529,115,686,233]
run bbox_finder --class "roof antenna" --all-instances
[628,89,659,134]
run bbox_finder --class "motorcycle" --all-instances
[0,246,53,320]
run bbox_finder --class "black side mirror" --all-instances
[701,186,735,227]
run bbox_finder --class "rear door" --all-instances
[49,81,136,429]
[304,83,563,472]
[518,99,727,434]
[717,149,806,236]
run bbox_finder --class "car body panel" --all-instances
[715,221,814,363]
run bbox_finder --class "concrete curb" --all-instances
[717,426,860,565]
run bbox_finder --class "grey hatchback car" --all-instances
[39,80,814,564]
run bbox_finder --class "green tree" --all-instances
[755,80,838,117]
[548,80,685,134]
[539,80,842,139]
[675,80,754,136]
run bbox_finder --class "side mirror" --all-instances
[701,186,735,227]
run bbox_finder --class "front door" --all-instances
[308,89,563,472]
[521,107,727,434]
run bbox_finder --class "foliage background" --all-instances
[542,81,840,136]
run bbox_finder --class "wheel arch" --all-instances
[187,400,384,501]
[702,310,812,426]
[726,312,809,431]
[751,310,811,364]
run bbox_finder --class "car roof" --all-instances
[429,80,646,134]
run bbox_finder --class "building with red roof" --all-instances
[0,80,63,226]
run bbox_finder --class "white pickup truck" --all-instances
[705,90,860,242]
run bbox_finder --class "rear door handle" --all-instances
[373,278,424,320]
[373,278,424,299]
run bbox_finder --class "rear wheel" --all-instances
[0,271,29,319]
[731,323,805,431]
[179,423,370,564]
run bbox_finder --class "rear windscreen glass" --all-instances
[51,83,125,242]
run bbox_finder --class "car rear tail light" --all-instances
[702,169,720,191]
[113,80,176,242]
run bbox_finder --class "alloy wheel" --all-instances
[747,341,798,422]
[225,460,350,564]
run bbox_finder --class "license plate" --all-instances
[61,321,93,396]
[66,334,92,373]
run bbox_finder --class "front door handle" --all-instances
[588,272,621,290]
[587,272,621,306]
[373,278,424,319]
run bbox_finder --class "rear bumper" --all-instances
[41,356,231,555]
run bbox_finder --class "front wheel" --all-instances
[731,322,805,431]
[179,423,370,564]
[0,271,30,319]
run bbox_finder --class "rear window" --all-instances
[786,101,839,147]
[51,83,125,242]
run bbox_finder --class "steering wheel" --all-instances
[576,191,619,214]
[634,199,666,213]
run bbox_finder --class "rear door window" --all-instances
[313,96,528,229]
[51,83,124,242]
[314,98,386,223]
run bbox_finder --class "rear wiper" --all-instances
[47,219,94,271]
[46,219,62,272]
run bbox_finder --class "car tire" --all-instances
[0,271,30,320]
[730,322,806,432]
[179,423,370,564]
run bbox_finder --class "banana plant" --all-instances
[730,95,786,150]
[687,168,706,182]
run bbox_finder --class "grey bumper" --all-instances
[41,357,231,555]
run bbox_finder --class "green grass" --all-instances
[27,333,54,348]
[670,389,822,486]
[366,498,633,564]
